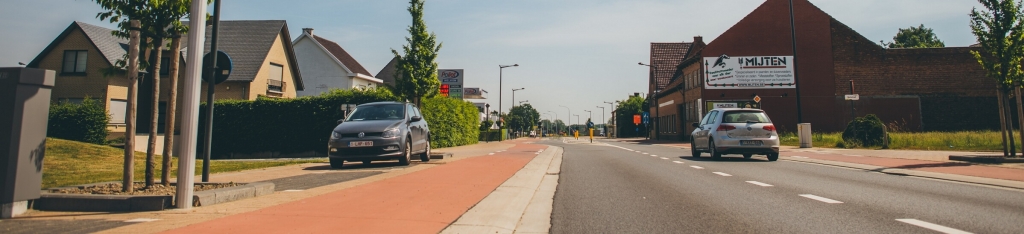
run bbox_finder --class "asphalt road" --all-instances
[548,138,1024,234]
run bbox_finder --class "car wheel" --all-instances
[767,153,779,161]
[329,158,344,169]
[743,154,753,159]
[399,139,411,165]
[419,140,431,162]
[362,160,372,165]
[691,141,701,158]
[709,139,722,159]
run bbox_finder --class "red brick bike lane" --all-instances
[163,142,547,234]
[788,152,1024,182]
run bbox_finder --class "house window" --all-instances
[62,50,88,74]
[160,57,170,76]
[267,63,284,93]
[109,100,127,124]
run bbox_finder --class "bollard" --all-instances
[798,123,812,148]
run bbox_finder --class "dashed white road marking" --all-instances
[790,156,809,159]
[642,152,649,155]
[125,218,160,223]
[690,166,704,169]
[896,219,972,234]
[712,172,732,176]
[673,161,684,164]
[660,157,669,160]
[284,189,304,192]
[746,181,774,187]
[651,155,658,157]
[799,194,843,204]
[488,153,495,155]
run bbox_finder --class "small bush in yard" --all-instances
[420,96,480,148]
[842,114,886,147]
[47,98,109,144]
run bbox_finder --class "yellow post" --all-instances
[574,130,579,140]
[589,129,594,143]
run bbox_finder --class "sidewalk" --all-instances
[608,138,1024,185]
[3,138,543,234]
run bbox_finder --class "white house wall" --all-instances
[293,37,353,96]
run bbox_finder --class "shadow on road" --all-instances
[302,161,414,171]
[881,162,973,170]
[677,155,771,162]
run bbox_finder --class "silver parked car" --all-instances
[328,102,430,168]
[690,108,780,161]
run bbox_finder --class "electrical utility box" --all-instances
[0,67,55,218]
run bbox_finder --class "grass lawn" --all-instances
[780,131,1019,152]
[43,138,327,189]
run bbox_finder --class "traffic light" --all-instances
[440,84,449,97]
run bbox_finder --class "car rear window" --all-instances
[722,111,771,123]
[346,104,406,121]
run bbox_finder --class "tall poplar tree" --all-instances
[391,0,442,106]
[970,0,1024,157]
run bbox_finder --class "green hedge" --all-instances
[198,88,400,158]
[420,96,480,148]
[47,98,110,144]
[479,129,501,142]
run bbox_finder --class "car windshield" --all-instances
[722,111,771,123]
[345,104,406,121]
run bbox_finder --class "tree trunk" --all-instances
[123,20,141,193]
[1005,89,1017,157]
[1016,84,1023,158]
[145,37,164,187]
[161,37,181,186]
[998,88,1010,157]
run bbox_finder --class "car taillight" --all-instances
[717,125,736,131]
[763,125,776,131]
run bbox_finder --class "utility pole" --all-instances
[178,0,209,209]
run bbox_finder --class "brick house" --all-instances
[28,20,304,138]
[649,0,997,140]
[645,42,694,140]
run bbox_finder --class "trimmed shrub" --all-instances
[198,88,401,158]
[479,129,501,142]
[842,114,886,147]
[47,98,109,144]
[420,96,480,148]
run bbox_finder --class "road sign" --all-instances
[845,94,860,100]
[753,95,762,103]
[202,50,232,84]
[642,112,650,125]
[438,69,464,100]
[633,114,641,125]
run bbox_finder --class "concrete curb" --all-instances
[442,145,563,234]
[949,155,1024,164]
[783,157,1024,190]
[35,182,275,212]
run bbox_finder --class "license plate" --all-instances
[349,141,373,147]
[740,140,763,146]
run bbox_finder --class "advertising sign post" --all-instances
[438,69,464,100]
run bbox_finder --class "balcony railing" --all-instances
[268,79,285,93]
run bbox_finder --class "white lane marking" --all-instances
[712,172,732,176]
[896,219,972,234]
[642,153,649,155]
[790,156,808,159]
[284,189,304,192]
[690,166,704,169]
[746,181,774,187]
[660,157,669,160]
[673,161,684,164]
[124,218,160,223]
[799,194,844,204]
[651,155,658,157]
[488,153,495,155]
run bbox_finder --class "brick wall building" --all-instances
[650,0,998,141]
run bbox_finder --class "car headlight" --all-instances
[331,131,341,139]
[381,128,401,139]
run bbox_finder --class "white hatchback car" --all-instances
[690,108,780,161]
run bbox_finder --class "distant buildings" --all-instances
[292,28,382,96]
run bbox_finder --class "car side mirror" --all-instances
[691,122,700,128]
[337,119,345,125]
[410,116,422,122]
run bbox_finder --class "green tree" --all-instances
[970,0,1024,157]
[881,24,946,48]
[390,0,442,106]
[95,0,200,188]
[615,95,647,138]
[507,104,540,135]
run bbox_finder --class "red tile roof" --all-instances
[312,35,372,76]
[650,42,692,91]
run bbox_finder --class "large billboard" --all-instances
[703,55,794,89]
[438,69,464,99]
[463,88,486,99]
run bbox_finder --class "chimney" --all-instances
[303,28,313,36]
[693,36,703,44]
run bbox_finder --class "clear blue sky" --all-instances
[1,0,983,124]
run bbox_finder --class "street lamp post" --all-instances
[559,105,570,133]
[596,106,605,125]
[499,64,518,141]
[584,110,592,122]
[639,62,660,140]
[604,101,617,138]
[573,114,580,132]
[547,111,558,135]
[512,88,525,108]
